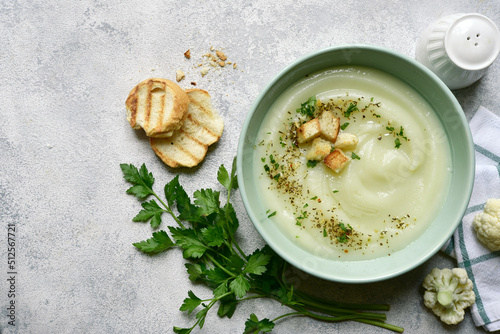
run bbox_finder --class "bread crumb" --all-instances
[189,47,237,77]
[176,69,185,82]
[216,50,227,61]
[184,49,191,59]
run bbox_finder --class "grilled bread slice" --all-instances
[150,89,224,167]
[126,78,189,138]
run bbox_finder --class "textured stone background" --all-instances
[1,0,499,333]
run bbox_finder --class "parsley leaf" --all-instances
[185,263,205,281]
[132,230,174,254]
[201,225,225,247]
[164,175,180,209]
[244,313,275,333]
[132,199,164,229]
[217,294,237,318]
[229,274,251,298]
[213,282,229,299]
[194,188,220,216]
[175,184,204,223]
[244,251,271,275]
[169,227,208,259]
[218,159,238,192]
[120,163,155,199]
[180,290,202,314]
[173,327,192,334]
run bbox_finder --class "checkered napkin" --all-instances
[441,106,500,331]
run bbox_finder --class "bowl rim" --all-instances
[237,44,475,283]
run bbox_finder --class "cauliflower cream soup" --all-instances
[253,66,451,260]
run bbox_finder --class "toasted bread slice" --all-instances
[183,89,224,146]
[126,78,189,138]
[150,132,209,168]
[150,89,224,168]
[324,148,350,173]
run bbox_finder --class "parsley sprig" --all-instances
[120,158,403,333]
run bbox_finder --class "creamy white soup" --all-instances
[253,66,451,260]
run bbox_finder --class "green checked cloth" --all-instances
[442,106,500,331]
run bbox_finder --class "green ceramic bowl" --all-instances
[237,45,474,283]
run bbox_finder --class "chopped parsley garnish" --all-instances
[344,102,358,118]
[351,152,361,160]
[267,211,277,218]
[337,234,348,243]
[395,138,401,149]
[386,125,409,149]
[340,122,350,130]
[296,96,317,118]
[306,160,319,168]
[398,126,408,140]
[336,223,353,243]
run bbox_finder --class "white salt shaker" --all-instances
[416,13,500,90]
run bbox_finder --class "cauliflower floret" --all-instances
[473,198,500,251]
[422,268,475,325]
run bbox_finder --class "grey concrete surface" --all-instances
[1,1,499,333]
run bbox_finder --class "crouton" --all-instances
[297,118,321,143]
[324,148,350,173]
[319,110,340,142]
[334,133,359,150]
[306,138,333,161]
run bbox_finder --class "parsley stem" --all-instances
[294,291,390,312]
[153,193,187,230]
[224,192,248,262]
[231,239,247,262]
[271,311,304,323]
[205,253,237,278]
[291,306,373,322]
[355,318,404,333]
